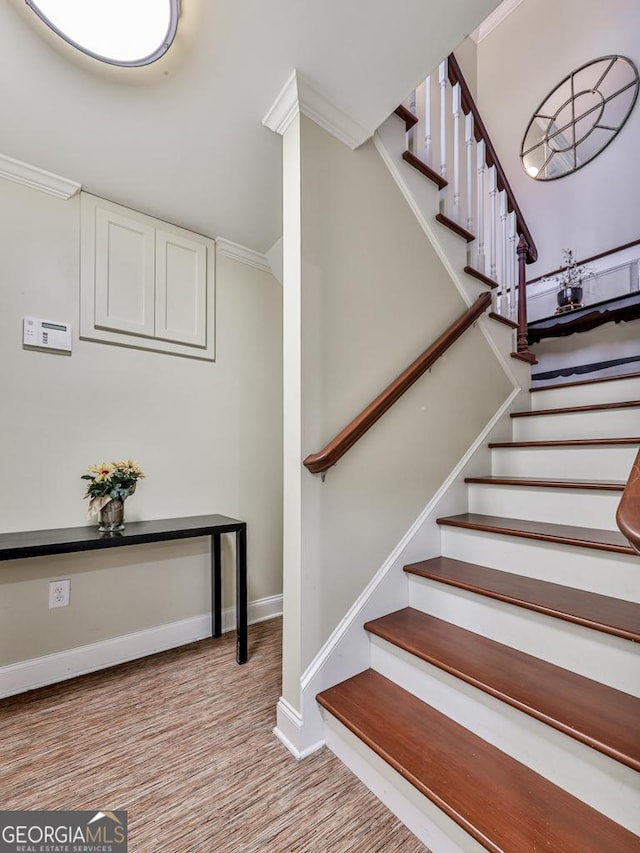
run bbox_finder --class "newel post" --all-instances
[516,234,534,361]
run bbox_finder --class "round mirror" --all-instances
[521,55,639,181]
[25,0,180,67]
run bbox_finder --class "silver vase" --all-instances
[98,499,125,532]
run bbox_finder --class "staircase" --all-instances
[317,372,640,852]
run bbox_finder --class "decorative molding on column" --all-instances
[262,70,370,149]
[0,152,81,199]
[216,237,272,275]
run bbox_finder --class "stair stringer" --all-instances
[274,388,521,759]
[373,113,530,391]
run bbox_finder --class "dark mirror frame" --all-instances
[520,55,639,181]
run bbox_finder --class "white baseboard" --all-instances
[273,697,325,760]
[0,594,282,699]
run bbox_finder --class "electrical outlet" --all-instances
[49,579,70,609]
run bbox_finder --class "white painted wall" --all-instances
[0,179,283,667]
[280,115,512,710]
[476,0,640,275]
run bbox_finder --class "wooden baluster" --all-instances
[465,113,474,234]
[476,139,486,273]
[452,82,461,223]
[489,166,497,282]
[425,74,433,166]
[516,234,534,359]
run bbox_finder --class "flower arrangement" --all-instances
[553,249,595,289]
[82,460,144,518]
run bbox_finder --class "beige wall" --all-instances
[280,115,511,707]
[0,180,283,666]
[476,0,640,274]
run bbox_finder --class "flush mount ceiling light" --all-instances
[25,0,180,67]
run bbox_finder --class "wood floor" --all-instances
[0,619,427,852]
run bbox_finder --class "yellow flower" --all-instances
[89,462,115,477]
[115,459,142,474]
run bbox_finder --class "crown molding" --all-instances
[216,237,272,275]
[262,70,370,150]
[471,0,526,43]
[0,153,81,199]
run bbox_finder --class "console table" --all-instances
[527,290,640,345]
[0,514,248,664]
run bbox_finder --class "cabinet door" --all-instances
[94,207,156,337]
[155,229,207,346]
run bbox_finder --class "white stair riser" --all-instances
[323,711,488,853]
[512,408,640,441]
[440,526,640,602]
[370,636,640,834]
[491,444,636,480]
[530,377,640,409]
[407,576,640,696]
[467,483,620,530]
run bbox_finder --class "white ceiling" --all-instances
[1,0,501,253]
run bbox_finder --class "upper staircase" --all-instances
[317,371,640,852]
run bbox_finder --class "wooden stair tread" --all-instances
[435,212,475,242]
[401,150,447,189]
[393,105,419,130]
[317,670,640,853]
[464,266,498,289]
[512,400,640,418]
[465,475,625,491]
[437,512,635,555]
[530,370,640,393]
[511,350,538,364]
[404,556,639,641]
[489,437,640,448]
[365,608,640,769]
[488,311,517,328]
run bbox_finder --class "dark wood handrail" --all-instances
[616,449,640,553]
[527,237,640,285]
[303,292,492,475]
[447,53,538,265]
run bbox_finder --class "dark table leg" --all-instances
[236,523,248,663]
[212,533,222,638]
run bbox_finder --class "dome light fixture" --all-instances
[25,0,180,67]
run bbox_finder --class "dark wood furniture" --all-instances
[0,514,248,664]
[527,291,640,345]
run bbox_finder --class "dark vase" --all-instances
[557,284,583,309]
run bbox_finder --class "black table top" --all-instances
[528,290,640,328]
[0,514,245,561]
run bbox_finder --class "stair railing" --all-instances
[303,292,491,476]
[617,449,640,553]
[400,53,538,363]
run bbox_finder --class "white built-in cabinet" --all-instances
[80,193,215,359]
